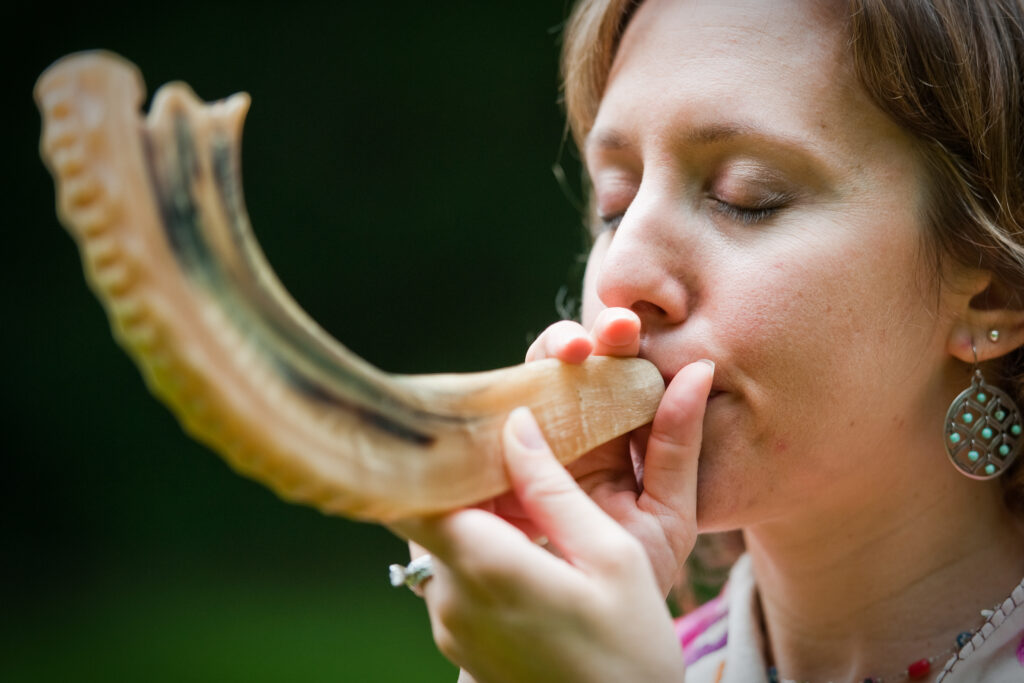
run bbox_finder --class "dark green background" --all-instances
[7,3,588,681]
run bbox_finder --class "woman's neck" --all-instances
[744,470,1024,683]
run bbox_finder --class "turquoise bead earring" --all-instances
[944,335,1023,479]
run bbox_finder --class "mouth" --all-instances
[632,362,723,481]
[659,368,724,389]
[658,369,724,401]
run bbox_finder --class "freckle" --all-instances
[849,420,856,428]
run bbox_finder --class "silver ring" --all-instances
[389,554,434,590]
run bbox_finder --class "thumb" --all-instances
[503,407,629,568]
[636,359,714,536]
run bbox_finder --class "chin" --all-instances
[692,448,759,534]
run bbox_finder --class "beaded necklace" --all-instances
[763,573,1024,683]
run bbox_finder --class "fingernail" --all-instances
[510,407,547,450]
[697,358,716,372]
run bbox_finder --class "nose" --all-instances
[594,189,692,326]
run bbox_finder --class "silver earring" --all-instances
[945,343,1022,479]
[989,329,1001,343]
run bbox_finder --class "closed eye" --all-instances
[597,213,624,233]
[710,188,794,225]
[712,201,782,224]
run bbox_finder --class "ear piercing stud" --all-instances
[989,329,1000,343]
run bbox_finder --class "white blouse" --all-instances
[674,554,1024,682]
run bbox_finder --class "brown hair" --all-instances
[560,0,1024,521]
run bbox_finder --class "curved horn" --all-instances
[34,51,664,522]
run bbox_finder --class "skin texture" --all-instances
[394,0,1024,680]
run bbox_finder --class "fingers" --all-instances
[388,407,614,602]
[525,320,592,363]
[390,397,657,591]
[525,307,640,363]
[590,308,641,357]
[503,407,643,574]
[483,491,547,542]
[390,507,563,580]
[390,409,678,680]
[635,359,714,544]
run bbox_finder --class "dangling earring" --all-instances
[945,341,1023,479]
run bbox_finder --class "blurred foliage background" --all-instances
[6,2,587,680]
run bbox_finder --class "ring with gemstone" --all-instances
[389,554,434,592]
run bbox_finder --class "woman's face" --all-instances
[581,0,965,531]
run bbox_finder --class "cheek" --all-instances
[719,220,920,381]
[712,257,822,367]
[696,234,939,519]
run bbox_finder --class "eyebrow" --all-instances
[586,128,634,152]
[686,122,757,146]
[586,122,814,155]
[585,120,836,194]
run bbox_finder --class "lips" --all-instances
[657,366,724,400]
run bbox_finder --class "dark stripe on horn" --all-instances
[276,361,435,446]
[141,110,437,447]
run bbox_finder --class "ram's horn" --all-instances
[34,51,664,522]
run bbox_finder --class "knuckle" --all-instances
[600,533,647,575]
[462,553,516,587]
[519,473,578,506]
[432,590,456,624]
[432,625,459,661]
[434,592,473,638]
[648,419,691,449]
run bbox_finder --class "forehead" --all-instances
[612,0,848,84]
[593,0,863,152]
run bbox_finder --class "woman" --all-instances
[391,0,1024,680]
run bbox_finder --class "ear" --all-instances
[947,272,1024,363]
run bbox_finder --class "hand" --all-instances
[525,308,715,595]
[390,408,687,683]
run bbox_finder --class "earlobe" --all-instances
[947,276,1024,364]
[944,277,1024,480]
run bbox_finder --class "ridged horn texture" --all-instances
[35,51,665,522]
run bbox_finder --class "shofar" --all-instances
[34,51,664,522]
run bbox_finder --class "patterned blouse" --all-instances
[674,554,1024,682]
